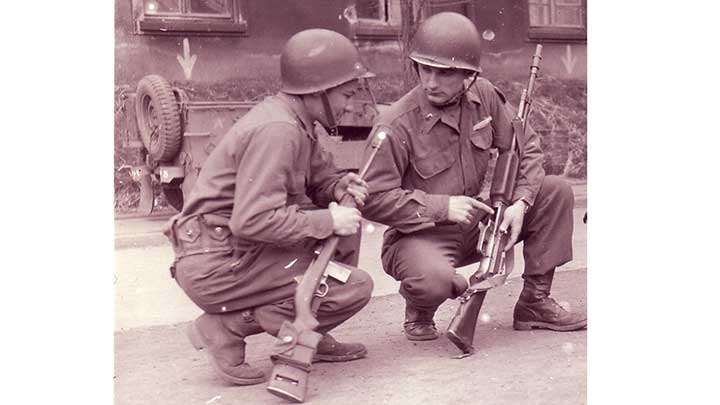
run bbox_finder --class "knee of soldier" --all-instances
[348,268,374,306]
[405,267,458,305]
[543,175,574,208]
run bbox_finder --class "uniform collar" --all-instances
[276,92,317,140]
[413,85,468,134]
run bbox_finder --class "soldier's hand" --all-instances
[329,201,362,236]
[499,200,528,251]
[447,196,494,224]
[334,172,369,207]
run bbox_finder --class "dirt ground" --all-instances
[114,269,586,405]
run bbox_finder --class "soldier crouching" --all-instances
[360,12,586,342]
[163,29,375,386]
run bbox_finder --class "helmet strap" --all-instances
[320,90,338,136]
[442,71,478,107]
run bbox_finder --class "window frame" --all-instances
[526,0,586,42]
[348,0,404,40]
[348,0,476,41]
[135,0,248,36]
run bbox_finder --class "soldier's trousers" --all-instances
[380,175,574,310]
[173,230,373,336]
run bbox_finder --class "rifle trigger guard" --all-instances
[314,277,329,298]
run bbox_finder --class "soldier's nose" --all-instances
[343,102,356,114]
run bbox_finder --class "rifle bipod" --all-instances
[446,289,489,357]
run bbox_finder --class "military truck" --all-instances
[124,74,383,215]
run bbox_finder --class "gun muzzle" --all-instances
[371,129,388,149]
[358,128,389,178]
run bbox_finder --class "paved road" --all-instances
[115,270,587,405]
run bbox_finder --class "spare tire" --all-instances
[135,75,182,162]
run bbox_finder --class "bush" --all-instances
[114,85,142,213]
[493,75,587,177]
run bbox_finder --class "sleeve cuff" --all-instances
[327,177,342,203]
[305,209,335,239]
[424,194,450,222]
[512,187,536,207]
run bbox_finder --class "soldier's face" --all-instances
[418,64,468,105]
[322,81,361,124]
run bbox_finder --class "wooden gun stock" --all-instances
[447,290,488,355]
[266,129,388,403]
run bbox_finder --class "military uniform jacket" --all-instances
[177,92,343,249]
[361,78,545,239]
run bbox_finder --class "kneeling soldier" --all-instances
[360,12,587,341]
[164,29,375,385]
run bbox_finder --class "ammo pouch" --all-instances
[166,214,234,259]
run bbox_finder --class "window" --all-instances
[136,0,247,35]
[347,0,474,41]
[426,0,473,16]
[527,0,585,41]
[346,0,404,40]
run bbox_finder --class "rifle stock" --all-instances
[447,44,543,356]
[266,129,388,403]
[447,290,487,355]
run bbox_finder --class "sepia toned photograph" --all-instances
[114,1,587,403]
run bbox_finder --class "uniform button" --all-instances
[425,113,433,120]
[215,227,223,233]
[186,229,193,236]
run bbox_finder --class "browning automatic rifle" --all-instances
[447,44,543,356]
[266,129,388,403]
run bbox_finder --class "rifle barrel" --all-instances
[522,44,543,122]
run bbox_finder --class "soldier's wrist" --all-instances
[515,198,530,214]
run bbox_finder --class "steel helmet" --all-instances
[280,29,375,94]
[409,12,483,73]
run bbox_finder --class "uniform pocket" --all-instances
[468,123,493,194]
[411,146,457,179]
[207,225,232,242]
[470,124,493,150]
[176,217,201,244]
[409,145,460,194]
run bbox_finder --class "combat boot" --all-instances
[313,333,368,362]
[187,311,266,385]
[513,269,587,331]
[403,303,439,341]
